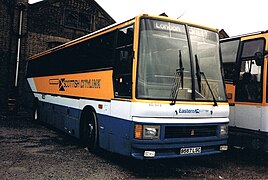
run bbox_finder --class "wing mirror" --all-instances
[255,52,264,66]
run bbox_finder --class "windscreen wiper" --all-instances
[170,50,184,105]
[195,54,218,106]
[195,54,202,92]
[179,50,184,89]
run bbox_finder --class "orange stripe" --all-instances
[225,81,268,106]
[33,70,114,100]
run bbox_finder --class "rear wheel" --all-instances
[80,110,98,152]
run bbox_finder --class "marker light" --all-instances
[134,124,143,139]
[220,145,228,151]
[220,124,228,136]
[144,151,156,157]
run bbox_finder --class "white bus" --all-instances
[221,31,268,152]
[27,14,229,159]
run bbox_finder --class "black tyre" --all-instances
[80,110,98,152]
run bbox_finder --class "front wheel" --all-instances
[80,111,98,152]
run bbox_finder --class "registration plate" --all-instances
[180,147,201,155]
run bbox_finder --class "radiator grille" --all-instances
[165,125,217,138]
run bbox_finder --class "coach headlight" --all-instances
[220,124,228,136]
[135,124,160,140]
[144,125,160,139]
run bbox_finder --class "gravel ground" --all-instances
[0,113,267,180]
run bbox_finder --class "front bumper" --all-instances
[131,137,228,159]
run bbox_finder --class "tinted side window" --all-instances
[27,31,116,77]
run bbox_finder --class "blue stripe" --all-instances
[38,101,81,138]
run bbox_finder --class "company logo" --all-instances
[178,108,209,114]
[50,78,101,91]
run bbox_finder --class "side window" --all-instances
[221,39,240,83]
[113,25,134,98]
[27,31,116,77]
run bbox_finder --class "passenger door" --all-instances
[234,38,265,130]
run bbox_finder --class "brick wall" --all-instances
[0,0,115,114]
[27,0,115,55]
[27,32,69,57]
[0,0,27,113]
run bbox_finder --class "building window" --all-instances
[64,9,90,31]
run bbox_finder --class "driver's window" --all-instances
[113,25,134,98]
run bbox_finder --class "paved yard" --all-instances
[0,114,267,179]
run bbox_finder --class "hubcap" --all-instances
[34,109,38,120]
[88,123,93,136]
